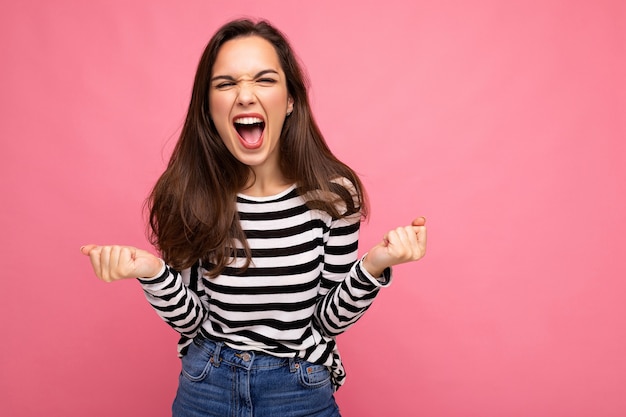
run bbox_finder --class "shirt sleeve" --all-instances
[314,212,392,337]
[137,260,209,340]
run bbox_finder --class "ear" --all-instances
[287,96,294,116]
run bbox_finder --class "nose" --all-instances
[236,83,256,106]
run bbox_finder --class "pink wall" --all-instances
[1,1,625,416]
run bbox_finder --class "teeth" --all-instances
[234,117,263,125]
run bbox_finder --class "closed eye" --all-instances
[257,78,277,85]
[215,81,236,89]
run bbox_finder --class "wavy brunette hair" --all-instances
[147,19,368,276]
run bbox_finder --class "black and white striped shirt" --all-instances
[138,183,391,388]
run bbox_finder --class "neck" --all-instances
[242,166,292,197]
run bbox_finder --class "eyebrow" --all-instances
[210,69,280,83]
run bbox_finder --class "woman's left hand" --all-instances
[362,216,427,277]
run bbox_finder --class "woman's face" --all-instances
[209,35,293,175]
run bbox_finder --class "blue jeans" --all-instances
[172,335,341,417]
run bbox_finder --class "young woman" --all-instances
[81,19,427,417]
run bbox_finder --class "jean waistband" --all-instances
[194,332,300,372]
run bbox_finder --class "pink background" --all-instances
[1,1,625,416]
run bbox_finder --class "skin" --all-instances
[209,35,294,197]
[361,216,427,277]
[81,36,427,280]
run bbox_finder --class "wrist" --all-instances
[142,258,166,280]
[362,254,385,278]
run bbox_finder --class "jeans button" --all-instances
[241,352,251,361]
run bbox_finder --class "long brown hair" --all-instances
[147,19,368,276]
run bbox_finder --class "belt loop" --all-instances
[212,341,223,368]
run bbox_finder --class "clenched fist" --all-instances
[362,216,427,277]
[80,244,163,282]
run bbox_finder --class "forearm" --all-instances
[315,257,391,337]
[138,264,208,338]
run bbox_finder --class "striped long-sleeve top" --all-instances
[138,183,391,388]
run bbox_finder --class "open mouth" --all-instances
[234,116,265,148]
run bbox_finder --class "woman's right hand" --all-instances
[80,244,164,282]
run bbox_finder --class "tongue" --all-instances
[238,124,263,144]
